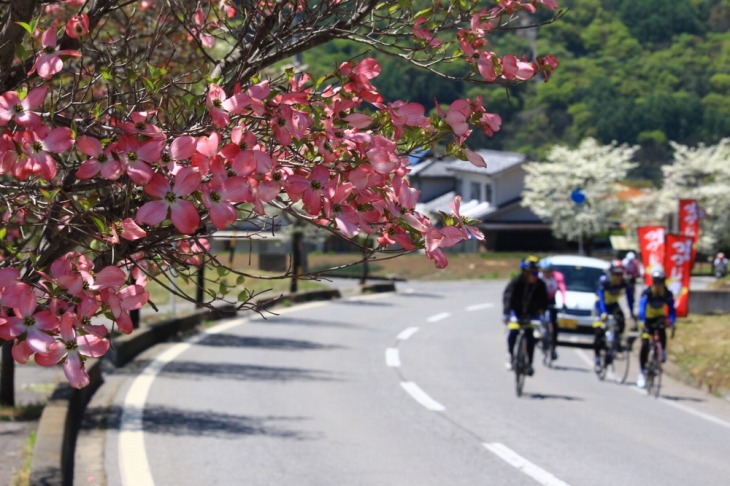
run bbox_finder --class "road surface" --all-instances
[90,280,730,485]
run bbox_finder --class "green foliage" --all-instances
[296,0,728,184]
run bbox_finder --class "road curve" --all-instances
[95,280,730,486]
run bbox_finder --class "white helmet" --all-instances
[626,251,636,260]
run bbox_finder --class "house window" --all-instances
[485,183,493,204]
[470,181,481,200]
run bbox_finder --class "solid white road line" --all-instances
[466,303,494,311]
[397,326,419,341]
[386,348,401,367]
[483,442,570,486]
[427,312,451,323]
[119,318,247,486]
[400,382,446,411]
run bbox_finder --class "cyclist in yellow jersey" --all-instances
[636,269,676,388]
[593,260,635,371]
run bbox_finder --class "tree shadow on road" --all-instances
[198,334,344,350]
[157,361,342,382]
[251,315,364,329]
[86,405,316,440]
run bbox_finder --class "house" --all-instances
[409,149,562,252]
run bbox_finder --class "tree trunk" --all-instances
[290,231,303,293]
[0,340,15,407]
[195,265,205,308]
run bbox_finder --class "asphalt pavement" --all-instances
[0,275,724,485]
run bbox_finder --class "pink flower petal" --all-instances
[170,199,201,234]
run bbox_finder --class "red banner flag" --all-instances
[679,199,700,267]
[664,233,693,317]
[638,226,665,285]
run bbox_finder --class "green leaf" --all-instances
[236,275,245,285]
[39,188,59,201]
[216,266,229,277]
[15,22,33,35]
[89,214,107,233]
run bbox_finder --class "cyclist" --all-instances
[621,251,642,314]
[636,268,676,388]
[593,260,635,371]
[502,255,549,375]
[713,252,728,278]
[539,259,566,361]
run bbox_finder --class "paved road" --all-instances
[87,280,730,485]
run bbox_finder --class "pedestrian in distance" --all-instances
[539,259,567,361]
[621,251,642,315]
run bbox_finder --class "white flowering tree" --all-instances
[656,139,730,252]
[523,138,637,254]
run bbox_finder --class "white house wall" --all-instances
[491,166,525,206]
[454,165,525,208]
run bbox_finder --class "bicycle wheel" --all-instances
[645,361,656,396]
[612,335,631,384]
[645,344,661,397]
[596,346,609,381]
[514,333,527,397]
[595,333,608,381]
[652,344,663,398]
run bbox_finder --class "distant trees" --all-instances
[522,138,637,254]
[295,0,729,177]
[655,139,730,252]
[523,137,730,255]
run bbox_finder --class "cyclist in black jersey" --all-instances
[502,256,549,375]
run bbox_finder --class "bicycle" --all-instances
[594,310,632,384]
[644,319,666,398]
[512,317,541,397]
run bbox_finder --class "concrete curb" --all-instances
[30,282,396,485]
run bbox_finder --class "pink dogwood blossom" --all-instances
[137,167,202,234]
[29,26,82,79]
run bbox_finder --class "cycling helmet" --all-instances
[651,268,666,284]
[539,259,554,271]
[520,255,540,271]
[609,260,624,275]
[625,251,636,261]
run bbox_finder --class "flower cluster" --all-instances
[0,0,559,387]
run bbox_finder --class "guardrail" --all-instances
[690,289,730,314]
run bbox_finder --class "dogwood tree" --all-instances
[523,138,637,253]
[655,139,730,252]
[0,0,561,388]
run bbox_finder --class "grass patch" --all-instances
[144,251,330,310]
[669,314,730,396]
[0,402,45,422]
[10,429,36,486]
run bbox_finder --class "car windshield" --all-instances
[552,265,605,293]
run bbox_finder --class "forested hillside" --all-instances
[300,0,730,182]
